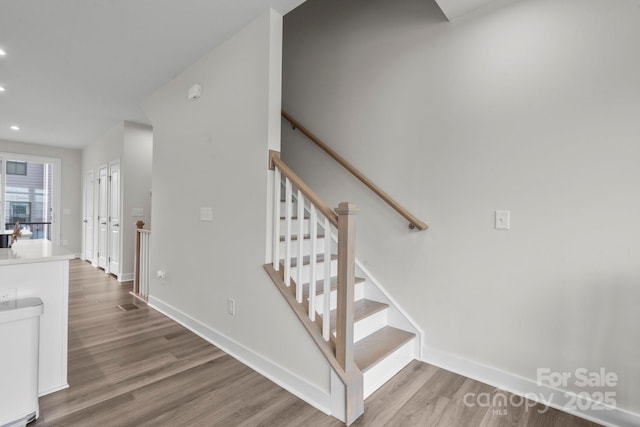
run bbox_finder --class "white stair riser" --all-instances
[362,337,417,399]
[330,307,387,342]
[279,218,312,234]
[288,259,337,285]
[353,309,387,342]
[279,237,326,255]
[314,282,365,314]
[279,201,299,213]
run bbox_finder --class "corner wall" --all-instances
[81,121,152,279]
[122,121,153,278]
[282,0,640,422]
[141,9,332,412]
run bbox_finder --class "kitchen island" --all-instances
[0,240,75,396]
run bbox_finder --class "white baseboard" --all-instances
[148,296,332,417]
[39,382,69,397]
[118,272,134,282]
[422,346,640,427]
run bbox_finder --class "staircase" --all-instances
[264,151,421,425]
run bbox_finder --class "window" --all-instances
[6,161,27,175]
[0,155,59,242]
[9,202,30,224]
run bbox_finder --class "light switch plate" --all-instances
[132,208,144,217]
[200,207,213,222]
[495,210,510,230]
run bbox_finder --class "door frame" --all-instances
[97,163,109,272]
[83,169,95,263]
[108,159,122,277]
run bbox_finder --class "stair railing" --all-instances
[266,150,363,425]
[282,111,428,231]
[132,220,151,302]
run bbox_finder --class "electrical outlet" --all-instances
[227,298,236,316]
[0,288,17,302]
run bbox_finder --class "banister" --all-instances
[282,111,428,231]
[267,151,364,424]
[270,150,339,227]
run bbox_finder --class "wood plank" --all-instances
[353,326,415,372]
[286,253,337,268]
[326,299,388,332]
[279,233,325,241]
[32,259,603,427]
[302,276,365,297]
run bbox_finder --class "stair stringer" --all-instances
[263,264,364,425]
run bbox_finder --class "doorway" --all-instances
[84,170,95,262]
[97,164,108,270]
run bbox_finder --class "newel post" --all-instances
[335,202,358,373]
[134,221,145,293]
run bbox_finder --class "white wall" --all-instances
[123,121,153,278]
[142,9,332,410]
[282,0,640,419]
[81,122,123,267]
[81,121,152,279]
[0,139,82,254]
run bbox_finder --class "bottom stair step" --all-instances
[354,326,415,373]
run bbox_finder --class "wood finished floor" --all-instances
[33,259,602,426]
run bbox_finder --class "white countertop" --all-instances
[0,240,75,266]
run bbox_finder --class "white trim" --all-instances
[355,259,425,358]
[148,296,332,417]
[422,346,640,427]
[118,272,134,282]
[0,152,62,244]
[38,382,69,397]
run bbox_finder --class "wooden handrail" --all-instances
[270,151,339,227]
[282,111,428,231]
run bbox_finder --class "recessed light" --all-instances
[0,86,5,92]
[10,125,20,131]
[0,49,6,56]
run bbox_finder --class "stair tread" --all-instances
[303,276,366,296]
[354,326,415,373]
[285,253,337,268]
[328,299,388,331]
[279,234,325,242]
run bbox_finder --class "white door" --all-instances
[84,170,95,262]
[108,161,121,275]
[97,165,108,270]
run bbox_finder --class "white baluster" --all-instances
[144,233,151,298]
[273,167,281,271]
[141,234,147,297]
[309,205,317,321]
[139,233,144,296]
[284,178,293,287]
[145,234,149,297]
[296,189,305,303]
[323,217,331,341]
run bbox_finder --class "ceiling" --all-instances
[434,0,499,20]
[0,0,306,149]
[0,0,492,150]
